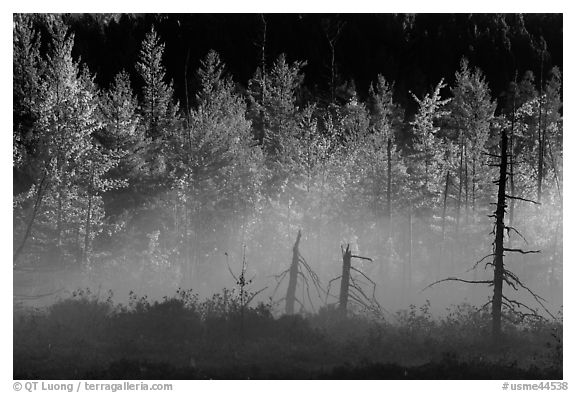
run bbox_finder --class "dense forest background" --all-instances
[13,13,562,315]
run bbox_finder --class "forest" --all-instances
[13,13,562,379]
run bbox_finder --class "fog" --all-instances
[13,13,562,380]
[14,197,562,318]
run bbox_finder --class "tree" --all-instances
[502,71,537,226]
[14,19,123,271]
[271,230,324,314]
[136,26,179,140]
[174,50,264,287]
[410,79,451,209]
[425,127,554,341]
[365,75,407,281]
[13,14,44,172]
[450,59,496,229]
[247,54,306,176]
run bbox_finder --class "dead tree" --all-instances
[321,17,346,104]
[272,230,323,314]
[424,128,555,341]
[285,230,302,314]
[326,244,382,316]
[491,128,508,338]
[338,245,352,312]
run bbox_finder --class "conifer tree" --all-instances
[248,54,305,174]
[450,59,495,228]
[136,27,179,140]
[176,50,263,287]
[410,79,451,209]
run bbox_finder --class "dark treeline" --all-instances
[34,14,563,115]
[13,13,562,316]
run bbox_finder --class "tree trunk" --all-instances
[13,171,47,264]
[82,164,94,265]
[339,245,352,313]
[407,205,413,295]
[509,89,517,227]
[384,136,392,279]
[537,48,545,203]
[472,156,476,215]
[492,129,508,341]
[440,171,450,274]
[537,96,544,203]
[260,14,267,79]
[330,41,336,104]
[387,137,392,219]
[285,230,301,314]
[183,48,190,127]
[464,144,469,225]
[456,131,464,234]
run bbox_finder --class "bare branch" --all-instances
[298,271,316,312]
[245,286,268,306]
[225,254,238,282]
[505,194,540,205]
[351,255,373,262]
[505,226,529,244]
[503,248,540,255]
[503,269,556,320]
[422,277,493,292]
[502,295,539,316]
[466,253,495,272]
[325,275,342,304]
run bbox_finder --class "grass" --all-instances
[13,288,562,379]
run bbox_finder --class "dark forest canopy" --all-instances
[28,13,562,115]
[13,13,562,319]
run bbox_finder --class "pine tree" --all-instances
[450,58,495,228]
[248,54,305,172]
[99,70,146,190]
[367,75,407,281]
[14,19,121,268]
[176,50,263,287]
[13,14,44,171]
[136,27,179,140]
[410,79,451,209]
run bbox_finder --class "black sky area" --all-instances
[61,13,562,116]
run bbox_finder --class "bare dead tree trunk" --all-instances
[322,18,345,104]
[285,230,301,314]
[183,48,190,127]
[339,245,352,313]
[260,14,267,79]
[329,41,336,104]
[492,128,508,341]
